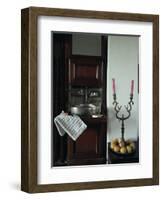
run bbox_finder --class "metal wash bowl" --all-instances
[70,104,98,116]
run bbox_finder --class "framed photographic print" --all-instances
[21,7,159,193]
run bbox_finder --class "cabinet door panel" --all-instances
[75,126,99,155]
[67,119,107,165]
[69,55,103,87]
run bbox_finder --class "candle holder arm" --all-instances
[123,94,134,120]
[112,94,122,120]
[112,94,134,141]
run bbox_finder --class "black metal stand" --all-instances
[113,93,134,142]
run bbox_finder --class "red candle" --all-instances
[112,78,116,94]
[131,80,134,95]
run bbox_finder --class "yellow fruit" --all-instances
[130,142,136,150]
[126,139,132,145]
[120,147,127,154]
[118,138,123,143]
[113,145,120,153]
[111,139,119,149]
[126,145,133,153]
[110,142,115,149]
[112,138,118,145]
[119,141,125,147]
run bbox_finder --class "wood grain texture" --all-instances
[27,178,154,193]
[21,7,159,193]
[21,8,29,192]
[27,6,157,22]
[21,8,38,193]
[152,15,159,185]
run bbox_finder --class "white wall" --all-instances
[72,33,101,56]
[0,0,162,200]
[107,36,139,141]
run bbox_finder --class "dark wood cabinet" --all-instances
[68,56,103,87]
[52,33,108,166]
[67,55,107,165]
[67,117,107,165]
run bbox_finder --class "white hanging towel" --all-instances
[54,111,87,141]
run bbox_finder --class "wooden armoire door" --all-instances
[67,117,107,165]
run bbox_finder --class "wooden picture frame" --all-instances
[21,7,159,193]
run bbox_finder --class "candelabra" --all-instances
[112,93,134,142]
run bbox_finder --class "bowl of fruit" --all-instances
[110,138,136,156]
